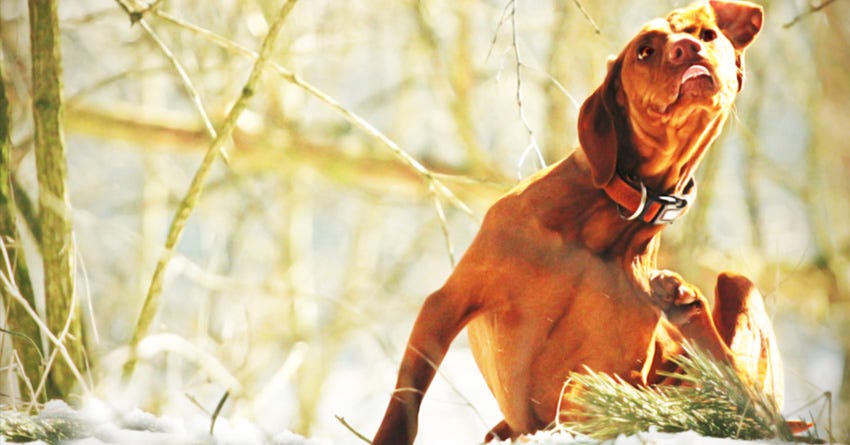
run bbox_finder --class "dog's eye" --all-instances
[699,28,718,42]
[637,45,655,61]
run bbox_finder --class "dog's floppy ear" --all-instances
[710,1,763,91]
[710,0,763,51]
[578,56,624,188]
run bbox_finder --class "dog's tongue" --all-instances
[681,65,711,84]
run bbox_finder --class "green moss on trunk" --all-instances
[28,0,88,399]
[0,37,45,405]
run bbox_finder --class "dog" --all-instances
[372,1,777,443]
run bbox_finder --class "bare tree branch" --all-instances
[113,0,226,161]
[61,101,510,202]
[335,415,372,444]
[571,0,600,34]
[122,0,301,381]
[0,240,90,396]
[508,0,547,178]
[149,8,475,221]
[783,0,844,28]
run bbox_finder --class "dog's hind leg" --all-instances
[483,419,516,442]
[372,286,481,445]
[712,272,784,408]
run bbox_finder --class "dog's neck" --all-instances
[544,111,728,253]
[539,153,668,263]
[541,100,724,261]
[623,108,729,194]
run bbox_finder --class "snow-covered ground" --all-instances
[0,399,829,445]
[0,314,839,445]
[0,399,324,445]
[2,314,838,445]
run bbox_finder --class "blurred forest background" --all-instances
[1,0,849,443]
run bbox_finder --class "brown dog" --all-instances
[373,1,777,443]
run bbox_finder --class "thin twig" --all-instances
[114,0,227,162]
[485,0,516,62]
[489,1,583,170]
[783,0,843,28]
[826,391,834,444]
[406,345,491,431]
[122,0,300,381]
[185,392,211,416]
[509,0,546,179]
[524,64,580,111]
[76,241,99,345]
[0,328,44,364]
[209,390,230,435]
[430,188,456,267]
[12,350,38,412]
[137,20,218,140]
[33,237,85,402]
[0,240,90,394]
[34,344,60,402]
[571,0,600,34]
[67,66,170,107]
[335,415,372,444]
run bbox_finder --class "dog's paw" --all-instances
[649,270,693,308]
[649,270,706,325]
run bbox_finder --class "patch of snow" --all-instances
[0,399,328,445]
[3,399,833,445]
[495,428,811,445]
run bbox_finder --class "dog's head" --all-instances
[578,1,763,189]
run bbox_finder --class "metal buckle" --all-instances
[649,193,691,225]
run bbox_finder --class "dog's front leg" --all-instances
[649,270,785,407]
[372,286,479,445]
[649,270,735,363]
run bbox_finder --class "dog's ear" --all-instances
[578,56,624,188]
[710,1,763,91]
[710,0,763,51]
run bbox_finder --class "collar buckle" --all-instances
[647,193,691,225]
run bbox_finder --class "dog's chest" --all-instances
[466,254,661,425]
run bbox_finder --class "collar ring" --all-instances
[618,181,648,221]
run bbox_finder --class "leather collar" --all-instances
[602,174,696,225]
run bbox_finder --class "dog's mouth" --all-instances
[681,64,711,83]
[678,64,714,96]
[644,63,726,117]
[650,64,718,115]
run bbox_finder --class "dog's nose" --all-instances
[667,35,703,65]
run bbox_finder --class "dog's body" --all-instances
[373,2,777,443]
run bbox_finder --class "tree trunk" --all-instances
[0,43,45,406]
[29,0,87,399]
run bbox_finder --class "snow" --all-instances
[0,399,330,445]
[495,428,806,445]
[0,400,826,445]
